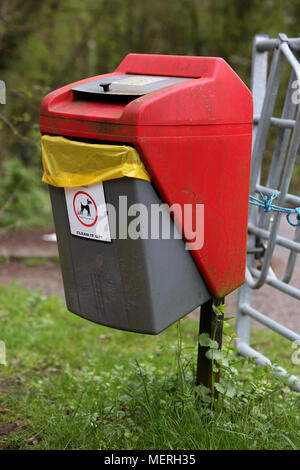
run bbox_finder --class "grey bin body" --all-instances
[49,177,210,334]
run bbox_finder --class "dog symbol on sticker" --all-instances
[80,199,92,217]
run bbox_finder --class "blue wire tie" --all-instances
[249,191,300,227]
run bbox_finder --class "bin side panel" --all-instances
[135,133,252,298]
[107,179,210,333]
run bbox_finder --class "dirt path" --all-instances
[0,225,299,331]
[0,228,64,297]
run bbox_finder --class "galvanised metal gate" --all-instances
[236,34,300,391]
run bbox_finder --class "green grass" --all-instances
[22,257,53,267]
[0,283,299,450]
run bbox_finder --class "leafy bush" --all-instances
[0,158,52,229]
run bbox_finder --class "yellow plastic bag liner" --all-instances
[41,135,150,187]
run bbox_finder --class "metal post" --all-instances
[196,298,224,393]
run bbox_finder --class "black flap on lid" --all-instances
[72,74,193,97]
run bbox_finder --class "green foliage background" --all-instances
[0,0,299,228]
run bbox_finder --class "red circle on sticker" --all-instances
[73,191,98,227]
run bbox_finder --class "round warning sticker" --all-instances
[65,183,111,242]
[73,191,98,227]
